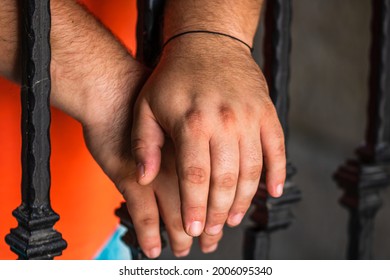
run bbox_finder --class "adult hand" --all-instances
[1,0,221,259]
[84,110,223,258]
[131,35,286,239]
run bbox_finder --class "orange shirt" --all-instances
[0,0,137,259]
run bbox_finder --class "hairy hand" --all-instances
[83,102,222,258]
[131,35,286,238]
[0,0,226,259]
[81,65,221,258]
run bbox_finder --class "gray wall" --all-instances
[289,0,369,150]
[261,0,390,260]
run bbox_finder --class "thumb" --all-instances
[131,98,165,185]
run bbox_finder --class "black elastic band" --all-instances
[163,30,253,52]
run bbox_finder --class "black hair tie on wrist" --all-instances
[163,30,254,52]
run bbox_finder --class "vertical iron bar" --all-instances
[363,0,390,160]
[116,0,165,260]
[244,0,301,260]
[334,0,390,260]
[5,0,67,259]
[136,0,165,68]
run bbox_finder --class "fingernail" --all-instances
[137,163,145,178]
[203,243,218,254]
[188,221,202,236]
[228,213,244,226]
[276,184,284,197]
[175,248,190,258]
[206,224,223,235]
[148,247,161,259]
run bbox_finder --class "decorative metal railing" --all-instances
[333,0,390,260]
[244,0,301,260]
[5,0,67,259]
[4,0,389,260]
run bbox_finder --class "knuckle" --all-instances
[244,103,257,120]
[201,233,223,246]
[229,208,248,217]
[274,140,286,158]
[182,166,208,185]
[139,237,160,251]
[184,109,204,130]
[182,205,207,219]
[207,211,228,222]
[274,122,285,141]
[176,109,208,138]
[169,218,185,232]
[136,216,159,227]
[265,127,286,160]
[218,105,236,125]
[214,172,237,190]
[131,138,147,151]
[241,165,262,181]
[235,188,257,205]
[261,104,280,125]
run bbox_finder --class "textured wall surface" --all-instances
[283,0,390,260]
[289,0,369,150]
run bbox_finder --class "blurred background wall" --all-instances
[269,0,390,260]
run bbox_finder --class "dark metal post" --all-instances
[115,0,165,259]
[244,0,301,260]
[136,0,165,68]
[333,0,390,260]
[5,0,67,259]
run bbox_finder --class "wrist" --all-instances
[164,31,253,53]
[48,0,149,127]
[164,24,254,50]
[162,33,254,60]
[163,1,263,49]
[51,57,147,127]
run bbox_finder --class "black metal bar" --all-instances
[116,0,166,260]
[362,0,390,161]
[263,0,291,133]
[5,0,67,259]
[244,0,301,260]
[136,0,165,67]
[333,0,390,260]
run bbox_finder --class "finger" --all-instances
[160,206,194,258]
[174,113,211,237]
[155,174,193,258]
[199,230,223,254]
[131,98,165,185]
[260,111,286,197]
[205,132,239,235]
[228,133,262,227]
[121,181,162,259]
